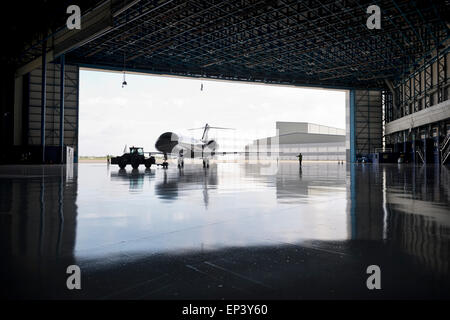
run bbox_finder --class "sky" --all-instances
[79,69,346,156]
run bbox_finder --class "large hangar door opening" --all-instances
[79,69,346,161]
[76,68,352,256]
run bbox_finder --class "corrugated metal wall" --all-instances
[354,90,382,156]
[28,63,79,158]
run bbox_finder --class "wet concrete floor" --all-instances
[0,162,449,299]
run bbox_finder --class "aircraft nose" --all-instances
[155,132,179,153]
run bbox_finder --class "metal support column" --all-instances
[350,163,356,239]
[41,41,47,163]
[75,66,80,163]
[423,131,427,164]
[350,89,356,163]
[59,55,65,164]
[403,131,407,154]
[367,91,371,154]
[433,126,440,164]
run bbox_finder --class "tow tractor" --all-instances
[110,146,166,169]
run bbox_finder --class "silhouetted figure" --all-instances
[162,152,169,169]
[296,153,303,167]
[178,149,184,168]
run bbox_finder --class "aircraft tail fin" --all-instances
[188,124,234,142]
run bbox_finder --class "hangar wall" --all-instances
[354,90,383,157]
[27,63,79,149]
[384,45,449,165]
[346,89,383,162]
[388,47,449,121]
[12,62,80,163]
[0,67,15,151]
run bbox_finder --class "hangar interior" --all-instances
[0,0,449,299]
[1,0,448,165]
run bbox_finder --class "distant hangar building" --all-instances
[246,122,346,161]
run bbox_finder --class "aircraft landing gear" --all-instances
[161,152,169,169]
[202,159,209,168]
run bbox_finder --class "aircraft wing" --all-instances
[154,151,262,157]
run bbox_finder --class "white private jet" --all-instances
[154,123,234,168]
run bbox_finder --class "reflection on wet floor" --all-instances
[0,162,449,299]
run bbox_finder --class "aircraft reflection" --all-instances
[155,165,218,208]
[109,164,218,208]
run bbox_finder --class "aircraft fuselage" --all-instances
[155,132,218,157]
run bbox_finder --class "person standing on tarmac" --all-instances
[296,153,303,167]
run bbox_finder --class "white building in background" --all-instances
[246,122,346,161]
